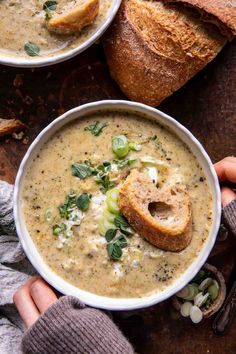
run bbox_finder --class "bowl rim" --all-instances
[13,100,222,310]
[0,1,121,68]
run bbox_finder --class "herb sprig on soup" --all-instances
[22,112,212,298]
[0,0,112,59]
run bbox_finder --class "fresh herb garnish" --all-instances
[71,158,136,194]
[76,193,92,211]
[105,229,117,242]
[71,163,95,179]
[104,216,133,260]
[114,158,136,169]
[85,121,108,136]
[72,160,115,194]
[52,191,93,242]
[59,191,77,219]
[114,215,134,235]
[24,42,40,57]
[107,242,122,260]
[96,174,115,194]
[53,223,67,236]
[106,234,128,260]
[43,1,58,20]
[115,235,128,249]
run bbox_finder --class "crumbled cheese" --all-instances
[113,263,124,278]
[90,194,106,221]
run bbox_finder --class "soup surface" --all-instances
[0,0,112,59]
[22,112,213,298]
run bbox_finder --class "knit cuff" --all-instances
[0,181,15,235]
[223,198,236,236]
[22,296,134,354]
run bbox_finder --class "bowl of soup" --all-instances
[0,0,121,67]
[13,100,221,310]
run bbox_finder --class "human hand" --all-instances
[214,157,236,207]
[13,276,58,328]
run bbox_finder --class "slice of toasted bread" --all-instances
[0,119,26,137]
[118,169,192,252]
[47,0,99,35]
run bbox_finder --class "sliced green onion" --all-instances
[176,286,190,299]
[194,292,209,307]
[207,282,219,301]
[199,278,213,291]
[99,216,116,236]
[129,142,142,151]
[106,188,120,214]
[112,135,129,158]
[177,284,198,300]
[190,306,203,324]
[180,302,193,317]
[45,208,53,223]
[103,209,116,223]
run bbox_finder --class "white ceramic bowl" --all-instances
[0,1,121,68]
[14,100,221,310]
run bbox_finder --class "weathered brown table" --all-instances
[0,39,236,354]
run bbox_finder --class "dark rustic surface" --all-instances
[0,39,236,354]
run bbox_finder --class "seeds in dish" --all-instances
[0,0,112,59]
[22,112,213,298]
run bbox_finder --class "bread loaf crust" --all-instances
[103,0,226,106]
[161,0,236,38]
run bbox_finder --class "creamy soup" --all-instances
[0,0,112,59]
[22,112,213,298]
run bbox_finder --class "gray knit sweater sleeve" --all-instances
[223,198,236,236]
[21,296,134,354]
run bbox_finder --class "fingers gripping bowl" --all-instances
[14,100,221,310]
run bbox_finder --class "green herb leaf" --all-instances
[24,42,40,57]
[71,163,94,179]
[107,243,122,260]
[53,223,67,236]
[76,193,92,211]
[59,191,77,219]
[96,175,115,194]
[85,121,108,136]
[114,158,136,169]
[105,229,117,242]
[114,215,134,235]
[115,235,128,248]
[43,1,58,20]
[43,0,58,10]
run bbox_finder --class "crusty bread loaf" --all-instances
[162,0,236,38]
[103,0,227,106]
[118,170,192,252]
[47,0,99,34]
